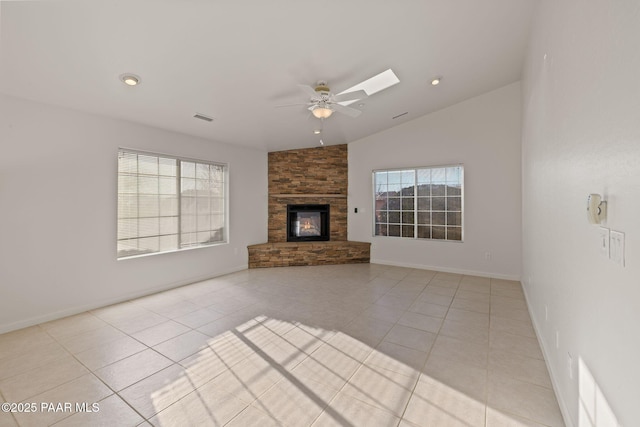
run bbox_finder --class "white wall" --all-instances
[522,1,640,425]
[348,83,522,280]
[0,94,268,333]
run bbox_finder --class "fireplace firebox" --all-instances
[287,204,330,242]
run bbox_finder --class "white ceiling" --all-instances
[0,0,535,152]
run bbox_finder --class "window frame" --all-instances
[117,148,229,260]
[371,164,464,242]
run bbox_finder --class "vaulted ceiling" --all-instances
[0,1,535,152]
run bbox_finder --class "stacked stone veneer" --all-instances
[248,144,370,268]
[248,241,371,268]
[268,144,348,242]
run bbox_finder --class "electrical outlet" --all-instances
[485,252,492,261]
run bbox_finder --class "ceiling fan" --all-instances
[302,81,368,119]
[276,69,400,120]
[276,81,367,119]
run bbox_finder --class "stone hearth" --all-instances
[248,241,370,268]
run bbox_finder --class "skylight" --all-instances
[338,69,400,106]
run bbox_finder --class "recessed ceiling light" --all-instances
[120,73,141,86]
[431,76,442,86]
[313,129,321,135]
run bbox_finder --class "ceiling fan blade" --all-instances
[332,90,368,103]
[331,103,362,118]
[336,69,400,106]
[298,84,320,99]
[275,102,311,108]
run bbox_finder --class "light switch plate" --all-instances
[598,227,610,258]
[610,230,625,266]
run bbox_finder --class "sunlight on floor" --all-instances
[148,313,541,426]
[0,264,565,426]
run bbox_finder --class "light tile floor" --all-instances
[0,264,564,426]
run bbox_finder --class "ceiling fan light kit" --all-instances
[311,105,333,119]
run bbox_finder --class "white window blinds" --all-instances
[117,150,227,259]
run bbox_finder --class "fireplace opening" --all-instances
[287,204,330,242]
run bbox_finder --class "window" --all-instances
[117,149,227,259]
[373,165,463,241]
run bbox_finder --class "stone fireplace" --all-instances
[247,144,370,268]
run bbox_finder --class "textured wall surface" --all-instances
[521,1,640,425]
[0,94,268,333]
[348,83,522,279]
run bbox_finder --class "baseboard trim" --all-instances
[0,264,248,334]
[521,284,574,427]
[369,258,521,281]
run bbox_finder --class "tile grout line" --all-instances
[37,306,237,425]
[0,388,20,427]
[305,270,406,426]
[394,272,445,425]
[38,321,152,426]
[278,269,410,425]
[485,277,496,427]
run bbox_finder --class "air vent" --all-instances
[193,113,214,122]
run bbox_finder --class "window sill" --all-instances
[117,241,228,261]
